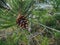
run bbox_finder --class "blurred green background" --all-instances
[0,0,60,45]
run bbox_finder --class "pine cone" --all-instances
[16,14,28,29]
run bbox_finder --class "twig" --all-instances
[39,23,60,32]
